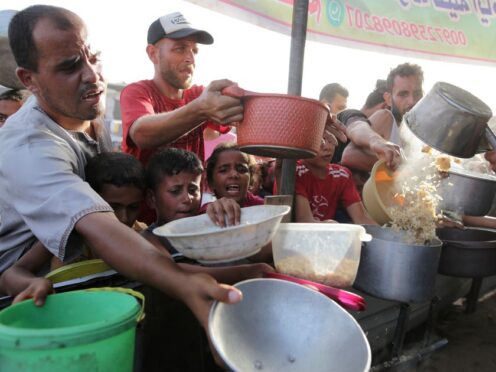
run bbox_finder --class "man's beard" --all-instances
[39,88,104,121]
[391,99,404,124]
[162,70,193,90]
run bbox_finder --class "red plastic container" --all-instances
[222,85,329,159]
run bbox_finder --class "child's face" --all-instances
[148,171,202,225]
[99,184,144,228]
[211,150,251,203]
[305,133,337,169]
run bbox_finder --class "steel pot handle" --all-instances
[485,126,496,151]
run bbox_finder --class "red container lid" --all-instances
[265,272,366,312]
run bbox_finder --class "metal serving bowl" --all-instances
[209,279,371,372]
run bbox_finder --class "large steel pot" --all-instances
[436,227,496,277]
[222,85,329,159]
[209,279,371,372]
[404,82,495,158]
[0,10,22,90]
[437,169,496,216]
[354,225,442,303]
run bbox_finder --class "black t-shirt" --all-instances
[333,109,371,164]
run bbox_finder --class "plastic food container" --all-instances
[271,223,371,288]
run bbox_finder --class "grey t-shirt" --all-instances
[0,96,114,273]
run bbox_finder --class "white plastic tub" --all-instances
[272,224,371,288]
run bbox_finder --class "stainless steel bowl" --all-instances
[437,169,496,216]
[209,279,371,372]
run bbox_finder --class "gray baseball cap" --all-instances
[147,12,213,45]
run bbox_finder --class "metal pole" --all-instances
[279,0,308,197]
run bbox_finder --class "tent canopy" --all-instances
[188,0,496,66]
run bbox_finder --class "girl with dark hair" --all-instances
[205,143,264,208]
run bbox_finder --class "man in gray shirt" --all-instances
[0,4,241,328]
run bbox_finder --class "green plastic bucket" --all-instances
[0,289,143,372]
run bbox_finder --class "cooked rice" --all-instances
[387,155,442,245]
[276,255,356,288]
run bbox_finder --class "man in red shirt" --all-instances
[120,12,242,166]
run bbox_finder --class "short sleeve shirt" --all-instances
[120,80,229,166]
[0,96,114,273]
[295,162,361,221]
[333,109,371,163]
[241,192,265,207]
[198,192,264,214]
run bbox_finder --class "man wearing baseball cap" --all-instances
[120,12,242,171]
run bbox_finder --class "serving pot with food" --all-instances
[354,225,442,303]
[386,82,496,217]
[437,167,496,216]
[364,153,496,224]
[403,81,495,158]
[359,154,445,303]
[221,84,329,159]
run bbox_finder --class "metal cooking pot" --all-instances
[209,279,371,372]
[354,225,442,303]
[436,227,496,277]
[437,169,496,216]
[404,82,495,158]
[222,85,329,159]
[0,10,23,90]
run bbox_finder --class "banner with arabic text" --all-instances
[187,0,496,65]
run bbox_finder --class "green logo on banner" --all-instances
[326,0,345,27]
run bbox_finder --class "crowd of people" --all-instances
[1,4,496,369]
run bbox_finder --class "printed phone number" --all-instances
[345,5,467,47]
